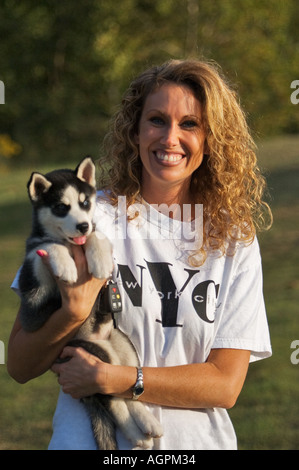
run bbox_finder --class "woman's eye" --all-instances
[181,120,198,129]
[149,116,164,126]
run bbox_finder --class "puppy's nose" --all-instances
[76,222,89,234]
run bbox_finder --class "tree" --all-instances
[0,0,297,166]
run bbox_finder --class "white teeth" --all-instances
[156,151,183,162]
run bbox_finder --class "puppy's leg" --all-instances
[84,231,113,279]
[27,247,55,288]
[39,243,77,283]
[108,330,163,441]
[82,395,117,450]
[69,339,155,449]
[108,398,154,449]
[126,400,163,439]
[19,253,60,331]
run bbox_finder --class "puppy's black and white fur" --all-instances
[18,157,162,450]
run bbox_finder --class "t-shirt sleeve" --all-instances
[212,239,272,363]
[11,268,21,297]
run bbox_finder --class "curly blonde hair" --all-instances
[99,59,272,265]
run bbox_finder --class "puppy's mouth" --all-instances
[69,236,87,245]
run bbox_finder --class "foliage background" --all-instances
[0,0,298,450]
[0,0,298,166]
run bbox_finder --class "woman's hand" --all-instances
[51,346,108,399]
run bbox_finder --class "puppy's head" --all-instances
[28,157,97,244]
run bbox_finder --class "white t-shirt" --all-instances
[12,193,272,450]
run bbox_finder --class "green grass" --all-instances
[0,136,298,449]
[229,135,299,450]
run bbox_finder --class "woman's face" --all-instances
[135,82,206,200]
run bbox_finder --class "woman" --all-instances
[8,59,272,450]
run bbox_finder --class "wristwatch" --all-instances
[132,367,144,400]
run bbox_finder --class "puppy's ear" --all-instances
[27,172,52,202]
[76,157,96,188]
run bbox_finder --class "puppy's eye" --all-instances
[80,198,91,210]
[52,203,70,217]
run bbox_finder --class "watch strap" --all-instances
[132,367,144,400]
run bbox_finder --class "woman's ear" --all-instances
[134,133,140,145]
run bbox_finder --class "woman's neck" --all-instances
[141,179,195,221]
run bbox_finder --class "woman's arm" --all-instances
[139,348,251,409]
[51,346,250,410]
[7,246,106,383]
[9,245,250,409]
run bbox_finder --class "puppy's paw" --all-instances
[137,415,163,439]
[90,253,113,279]
[85,232,113,279]
[126,401,163,439]
[132,436,154,450]
[123,425,154,450]
[51,258,78,283]
[47,245,78,283]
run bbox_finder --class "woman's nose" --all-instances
[160,123,180,147]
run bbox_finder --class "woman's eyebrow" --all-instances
[145,110,201,122]
[182,114,201,122]
[145,108,165,115]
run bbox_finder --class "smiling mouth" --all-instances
[155,150,185,163]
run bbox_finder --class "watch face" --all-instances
[135,386,144,396]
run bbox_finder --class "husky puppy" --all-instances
[18,157,163,450]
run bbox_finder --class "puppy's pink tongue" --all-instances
[73,236,87,245]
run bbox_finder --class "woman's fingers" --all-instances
[36,249,49,259]
[70,244,88,273]
[51,345,106,398]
